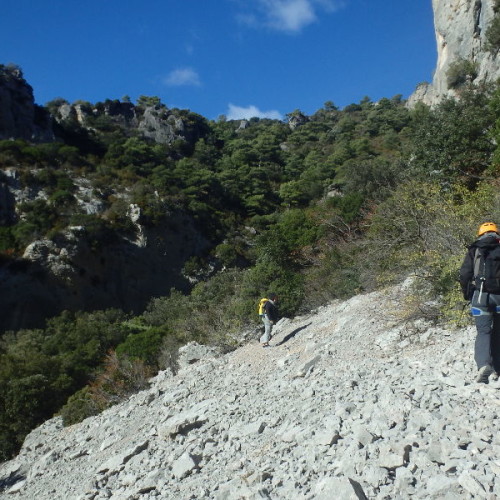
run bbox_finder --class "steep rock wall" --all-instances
[0,213,209,333]
[409,0,500,106]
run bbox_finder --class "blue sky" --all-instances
[1,0,436,121]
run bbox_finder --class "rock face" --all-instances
[409,0,500,106]
[0,156,211,333]
[1,281,498,499]
[0,65,54,142]
[52,99,201,146]
[0,73,212,332]
[0,66,204,147]
[288,112,309,130]
[0,210,209,333]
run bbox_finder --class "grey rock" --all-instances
[0,204,209,332]
[314,428,341,446]
[177,342,222,370]
[2,280,499,499]
[426,441,445,465]
[458,471,487,498]
[426,474,461,497]
[294,355,321,378]
[96,441,149,473]
[172,451,199,479]
[237,420,266,437]
[161,399,214,437]
[314,476,368,500]
[352,424,376,447]
[409,0,500,107]
[0,66,54,142]
[377,444,406,470]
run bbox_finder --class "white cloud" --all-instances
[236,0,343,33]
[163,68,201,87]
[226,103,282,120]
[263,0,316,32]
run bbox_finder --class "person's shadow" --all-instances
[275,323,311,346]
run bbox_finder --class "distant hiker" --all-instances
[258,293,279,347]
[459,222,500,383]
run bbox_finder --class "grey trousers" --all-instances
[471,290,500,371]
[260,315,273,344]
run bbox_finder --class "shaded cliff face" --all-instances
[0,69,213,333]
[0,65,54,142]
[0,212,209,333]
[410,0,500,106]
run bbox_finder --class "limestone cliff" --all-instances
[409,0,500,106]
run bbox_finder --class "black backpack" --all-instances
[473,245,500,294]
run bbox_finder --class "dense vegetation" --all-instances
[2,79,500,461]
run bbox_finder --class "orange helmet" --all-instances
[477,222,499,236]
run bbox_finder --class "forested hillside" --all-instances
[2,65,500,460]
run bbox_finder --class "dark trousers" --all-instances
[471,290,500,371]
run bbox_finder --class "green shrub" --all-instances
[116,327,166,367]
[60,352,153,426]
[0,374,53,460]
[366,179,500,322]
[49,189,75,206]
[485,15,500,52]
[446,58,478,88]
[141,289,192,328]
[86,351,153,410]
[214,243,240,268]
[409,87,495,184]
[157,334,181,374]
[301,244,361,311]
[59,386,100,426]
[0,226,15,252]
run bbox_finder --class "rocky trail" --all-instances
[1,281,500,499]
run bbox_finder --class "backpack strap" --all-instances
[473,247,484,287]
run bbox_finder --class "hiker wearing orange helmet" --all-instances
[459,222,500,383]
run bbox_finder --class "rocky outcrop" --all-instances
[53,100,200,146]
[54,99,136,128]
[0,208,209,333]
[0,65,54,142]
[0,281,498,499]
[287,112,309,130]
[409,0,500,107]
[0,66,204,146]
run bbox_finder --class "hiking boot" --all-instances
[476,364,494,384]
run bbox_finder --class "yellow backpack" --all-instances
[258,298,269,316]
